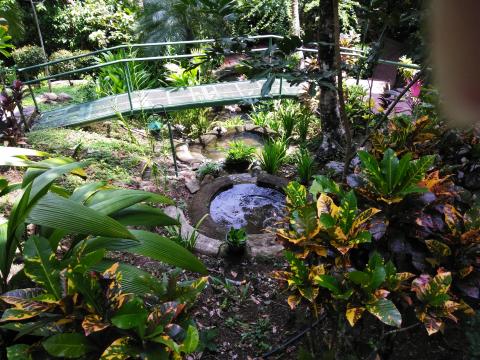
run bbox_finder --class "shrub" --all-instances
[258,139,287,175]
[49,49,76,83]
[0,147,207,294]
[95,50,157,96]
[172,108,211,139]
[221,116,244,128]
[371,115,438,157]
[276,177,473,349]
[73,50,97,70]
[296,110,315,143]
[225,227,248,254]
[0,147,208,357]
[226,140,256,167]
[344,84,373,133]
[197,161,221,179]
[277,99,301,140]
[12,45,46,79]
[358,148,434,204]
[248,109,273,128]
[0,80,28,145]
[2,263,205,359]
[164,62,199,87]
[295,147,315,185]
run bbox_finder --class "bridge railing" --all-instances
[17,34,421,112]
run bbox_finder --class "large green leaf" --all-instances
[180,325,200,354]
[393,152,412,190]
[0,221,8,283]
[347,271,370,286]
[358,151,383,190]
[23,158,86,187]
[42,333,94,359]
[28,161,87,203]
[88,230,207,274]
[27,193,134,240]
[0,147,48,158]
[4,185,32,283]
[88,189,174,206]
[314,274,340,294]
[380,149,397,193]
[23,236,61,299]
[366,298,401,327]
[111,297,148,330]
[112,205,179,227]
[70,182,107,203]
[92,261,161,295]
[124,230,206,275]
[90,193,151,216]
[7,344,32,360]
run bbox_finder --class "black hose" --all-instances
[261,313,326,359]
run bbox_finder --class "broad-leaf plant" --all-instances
[277,172,473,341]
[0,148,207,358]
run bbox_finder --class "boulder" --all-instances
[43,92,59,101]
[201,174,215,185]
[185,178,201,194]
[57,92,73,102]
[200,134,217,145]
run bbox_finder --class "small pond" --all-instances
[191,132,264,161]
[209,183,286,234]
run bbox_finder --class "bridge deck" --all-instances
[33,79,303,130]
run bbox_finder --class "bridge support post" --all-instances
[28,84,39,113]
[123,63,134,115]
[268,37,273,63]
[167,120,179,177]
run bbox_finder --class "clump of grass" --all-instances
[197,161,221,179]
[295,147,316,185]
[226,140,257,165]
[171,108,211,138]
[248,110,272,128]
[258,139,288,175]
[222,116,244,128]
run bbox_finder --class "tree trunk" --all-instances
[290,0,301,37]
[332,0,352,179]
[317,0,343,157]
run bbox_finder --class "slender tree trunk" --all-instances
[317,0,343,157]
[332,0,352,179]
[290,0,301,37]
[290,0,304,69]
[29,0,52,92]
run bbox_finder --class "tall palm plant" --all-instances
[136,0,235,46]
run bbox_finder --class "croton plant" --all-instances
[277,151,476,336]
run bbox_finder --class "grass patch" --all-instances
[27,128,152,189]
[22,82,95,112]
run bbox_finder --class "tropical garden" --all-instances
[0,0,479,359]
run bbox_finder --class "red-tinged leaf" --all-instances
[82,314,109,336]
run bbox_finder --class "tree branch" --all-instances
[344,70,425,172]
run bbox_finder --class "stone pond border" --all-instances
[164,172,288,258]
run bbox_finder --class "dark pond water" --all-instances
[209,183,286,234]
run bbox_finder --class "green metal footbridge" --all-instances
[17,35,420,130]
